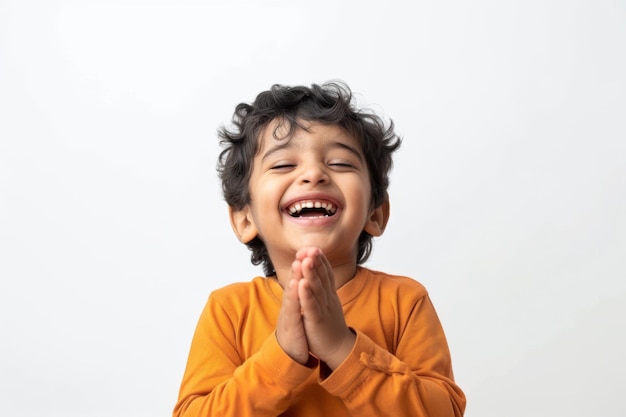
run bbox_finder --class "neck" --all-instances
[273,258,358,290]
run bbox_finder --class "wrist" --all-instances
[325,329,356,371]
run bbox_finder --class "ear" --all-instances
[364,194,390,237]
[229,205,258,243]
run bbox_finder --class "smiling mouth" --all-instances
[287,200,337,218]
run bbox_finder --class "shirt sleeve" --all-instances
[173,294,316,417]
[320,294,466,417]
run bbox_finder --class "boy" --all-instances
[173,82,465,417]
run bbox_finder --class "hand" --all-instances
[275,262,310,365]
[296,247,356,370]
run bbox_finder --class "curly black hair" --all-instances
[217,81,401,276]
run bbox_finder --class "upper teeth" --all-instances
[287,200,336,215]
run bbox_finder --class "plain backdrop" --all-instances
[1,1,625,416]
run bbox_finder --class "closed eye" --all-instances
[270,163,296,170]
[328,161,357,170]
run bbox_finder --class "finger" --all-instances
[280,261,303,320]
[298,278,323,320]
[295,246,315,262]
[301,256,327,307]
[312,249,335,293]
[280,279,301,322]
[290,258,303,281]
[282,261,300,305]
[301,248,333,297]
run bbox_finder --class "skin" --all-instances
[277,247,356,369]
[230,119,386,370]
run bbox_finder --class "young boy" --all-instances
[173,82,466,417]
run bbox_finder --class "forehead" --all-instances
[256,118,362,156]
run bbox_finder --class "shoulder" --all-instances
[210,279,256,299]
[361,267,428,296]
[210,276,270,296]
[206,276,281,315]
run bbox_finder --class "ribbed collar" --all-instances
[261,267,370,307]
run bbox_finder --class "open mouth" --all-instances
[287,200,337,218]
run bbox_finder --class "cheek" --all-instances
[355,178,373,203]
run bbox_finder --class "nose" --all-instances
[299,162,330,185]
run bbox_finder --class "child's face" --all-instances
[235,119,381,269]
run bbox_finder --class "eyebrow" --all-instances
[261,141,294,162]
[261,140,364,162]
[332,142,364,161]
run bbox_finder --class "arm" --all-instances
[294,248,464,416]
[321,294,466,417]
[173,293,315,417]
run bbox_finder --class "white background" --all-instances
[1,1,625,416]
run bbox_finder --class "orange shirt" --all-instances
[174,267,465,417]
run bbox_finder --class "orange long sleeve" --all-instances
[173,268,465,417]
